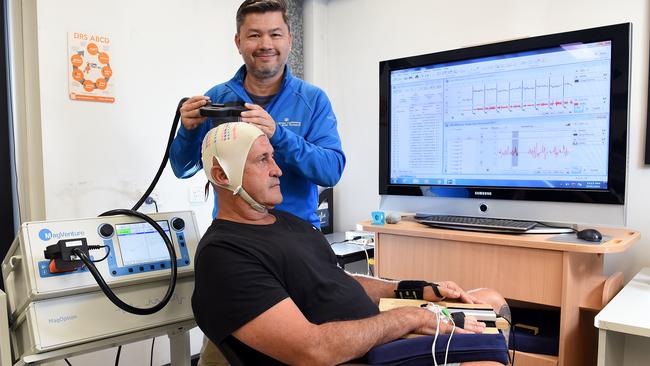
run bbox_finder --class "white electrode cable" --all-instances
[427,303,455,366]
[445,316,456,365]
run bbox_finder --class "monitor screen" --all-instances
[379,23,630,219]
[115,220,177,266]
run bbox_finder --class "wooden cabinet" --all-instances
[361,221,639,366]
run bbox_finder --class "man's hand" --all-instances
[241,103,276,138]
[405,307,486,335]
[180,96,210,130]
[423,281,479,304]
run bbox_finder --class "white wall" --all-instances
[11,0,245,364]
[313,0,650,281]
[33,0,245,232]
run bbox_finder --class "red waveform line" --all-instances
[527,143,570,159]
[498,144,571,159]
[498,146,519,157]
[472,100,580,111]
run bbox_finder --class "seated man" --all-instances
[192,122,510,365]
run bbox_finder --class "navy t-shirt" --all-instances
[191,210,379,362]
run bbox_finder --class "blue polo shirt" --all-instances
[170,66,345,227]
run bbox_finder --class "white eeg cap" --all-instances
[201,122,267,212]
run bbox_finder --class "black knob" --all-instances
[99,223,114,238]
[171,218,185,231]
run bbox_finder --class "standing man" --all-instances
[170,0,345,228]
[169,1,345,364]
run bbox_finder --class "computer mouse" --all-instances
[576,229,603,242]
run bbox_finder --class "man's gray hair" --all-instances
[236,0,290,33]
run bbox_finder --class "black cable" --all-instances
[150,337,156,366]
[64,359,72,366]
[145,196,159,213]
[74,210,177,315]
[114,345,122,366]
[329,236,362,246]
[503,316,515,366]
[131,97,187,211]
[90,245,111,263]
[78,99,187,315]
[522,221,578,235]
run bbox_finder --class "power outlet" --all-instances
[189,186,206,203]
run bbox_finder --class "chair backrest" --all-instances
[317,187,334,234]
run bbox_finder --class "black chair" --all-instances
[218,336,286,366]
[317,187,334,234]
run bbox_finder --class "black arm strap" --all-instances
[395,280,443,299]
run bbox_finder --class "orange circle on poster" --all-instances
[83,80,95,92]
[71,54,83,67]
[72,69,84,81]
[96,78,107,90]
[102,65,112,78]
[98,52,109,64]
[87,43,99,55]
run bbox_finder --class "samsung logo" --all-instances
[474,191,492,196]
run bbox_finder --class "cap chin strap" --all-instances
[232,185,268,213]
[210,180,268,213]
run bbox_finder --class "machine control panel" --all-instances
[1,211,200,318]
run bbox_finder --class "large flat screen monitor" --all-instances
[379,23,630,226]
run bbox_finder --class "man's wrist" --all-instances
[394,280,443,300]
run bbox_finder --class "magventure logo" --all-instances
[38,228,85,241]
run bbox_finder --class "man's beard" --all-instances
[250,62,282,80]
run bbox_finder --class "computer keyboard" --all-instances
[415,214,537,232]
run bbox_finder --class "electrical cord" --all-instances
[145,196,159,213]
[131,97,187,212]
[74,98,187,316]
[503,316,515,365]
[431,307,441,366]
[328,236,362,245]
[90,245,110,263]
[524,221,578,235]
[427,303,454,366]
[444,315,455,365]
[150,337,156,366]
[115,345,121,366]
[64,359,72,366]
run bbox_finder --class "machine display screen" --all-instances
[115,220,177,266]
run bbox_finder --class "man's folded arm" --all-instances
[232,297,433,366]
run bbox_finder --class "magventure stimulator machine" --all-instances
[2,211,199,360]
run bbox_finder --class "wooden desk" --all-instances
[360,220,639,366]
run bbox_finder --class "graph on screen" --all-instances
[390,41,611,189]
